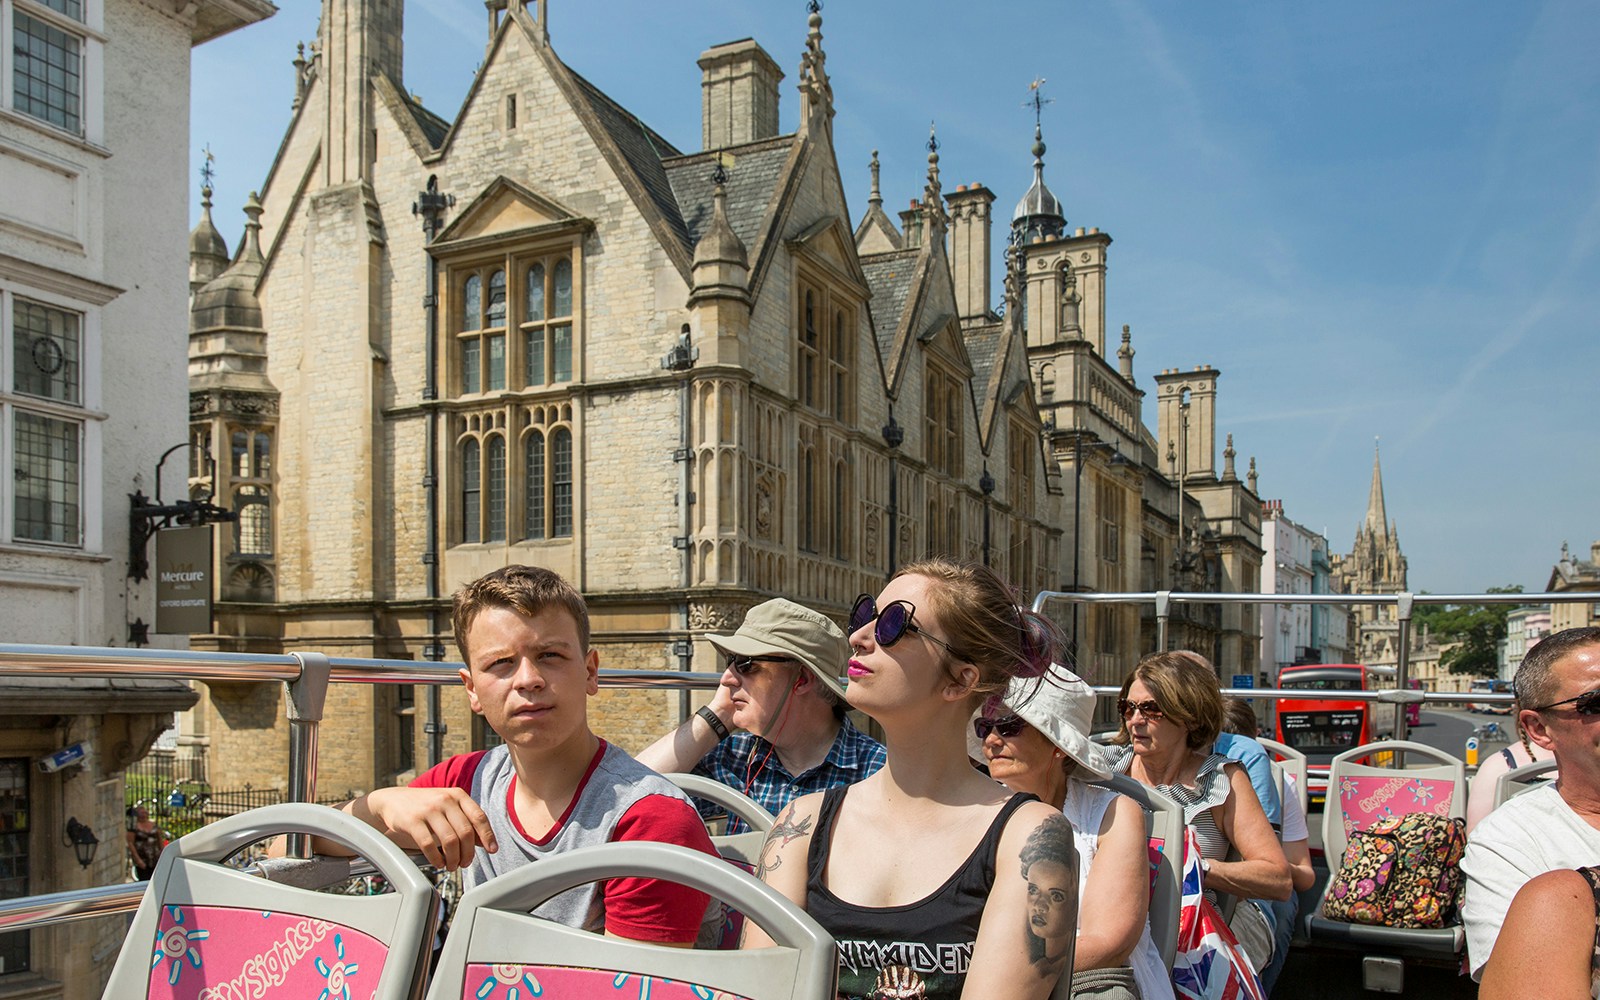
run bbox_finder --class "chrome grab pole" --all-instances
[285,652,331,857]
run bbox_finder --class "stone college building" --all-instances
[185,0,1263,794]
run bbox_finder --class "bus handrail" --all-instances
[5,581,1578,937]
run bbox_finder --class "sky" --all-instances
[189,1,1600,597]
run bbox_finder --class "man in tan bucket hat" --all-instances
[638,598,885,833]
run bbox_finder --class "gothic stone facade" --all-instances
[187,1,1262,792]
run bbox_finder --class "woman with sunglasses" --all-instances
[743,560,1077,1000]
[1109,651,1290,911]
[974,667,1174,1000]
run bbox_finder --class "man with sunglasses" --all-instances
[1464,626,1600,980]
[637,598,885,833]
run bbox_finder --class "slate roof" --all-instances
[566,68,689,250]
[964,323,1004,414]
[860,248,920,364]
[403,95,451,150]
[665,137,796,256]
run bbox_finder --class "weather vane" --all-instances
[927,121,939,155]
[1025,78,1053,128]
[200,144,216,189]
[711,148,729,187]
[807,0,822,14]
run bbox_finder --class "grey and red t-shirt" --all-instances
[411,740,715,943]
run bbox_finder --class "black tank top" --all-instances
[805,786,1037,1000]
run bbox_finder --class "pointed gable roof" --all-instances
[431,176,591,251]
[855,203,902,254]
[424,9,694,280]
[963,321,1005,433]
[860,248,919,369]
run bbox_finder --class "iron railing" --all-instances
[1,586,1593,937]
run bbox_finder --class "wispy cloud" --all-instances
[414,0,486,49]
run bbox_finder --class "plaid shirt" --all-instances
[691,716,886,834]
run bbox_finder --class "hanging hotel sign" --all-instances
[155,526,212,634]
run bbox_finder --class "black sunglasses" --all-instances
[1532,688,1600,715]
[725,653,798,677]
[849,594,961,658]
[1117,698,1165,722]
[974,714,1028,740]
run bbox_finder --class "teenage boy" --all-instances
[332,564,717,945]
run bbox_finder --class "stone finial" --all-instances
[292,43,308,111]
[1247,456,1258,493]
[241,191,265,263]
[1222,433,1237,481]
[869,149,881,208]
[1118,324,1135,381]
[797,2,833,127]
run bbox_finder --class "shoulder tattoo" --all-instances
[755,806,813,881]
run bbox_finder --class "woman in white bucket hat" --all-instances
[975,665,1175,1000]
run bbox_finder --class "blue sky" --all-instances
[190,1,1600,596]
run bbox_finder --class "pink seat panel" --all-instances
[1336,774,1457,840]
[146,904,388,1000]
[464,964,753,1000]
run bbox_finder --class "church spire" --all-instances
[1365,439,1390,537]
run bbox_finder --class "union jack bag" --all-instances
[1170,827,1268,1000]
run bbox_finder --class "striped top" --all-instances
[1107,746,1236,861]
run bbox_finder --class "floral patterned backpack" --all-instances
[1321,812,1467,929]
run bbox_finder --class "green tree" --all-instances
[1414,585,1525,678]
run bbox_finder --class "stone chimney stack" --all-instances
[698,39,783,150]
[946,184,995,320]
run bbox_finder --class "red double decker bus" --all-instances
[1275,663,1399,800]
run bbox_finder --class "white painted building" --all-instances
[1502,605,1552,680]
[1261,499,1350,677]
[0,0,272,991]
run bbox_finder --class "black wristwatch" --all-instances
[696,705,730,741]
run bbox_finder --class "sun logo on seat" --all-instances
[314,933,361,1000]
[1409,781,1435,806]
[474,964,543,998]
[150,905,210,986]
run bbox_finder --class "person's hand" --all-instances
[707,682,737,729]
[364,786,498,870]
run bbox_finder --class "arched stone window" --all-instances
[461,438,481,543]
[486,434,506,542]
[524,429,545,539]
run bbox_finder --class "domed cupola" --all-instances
[189,183,230,295]
[190,192,266,335]
[1010,123,1065,244]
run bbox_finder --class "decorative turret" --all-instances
[688,162,752,365]
[690,163,749,288]
[1222,433,1237,481]
[1011,121,1065,244]
[189,176,230,298]
[191,193,265,338]
[1247,457,1258,494]
[1117,324,1135,382]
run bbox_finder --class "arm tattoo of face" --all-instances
[754,808,813,881]
[1019,812,1078,978]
